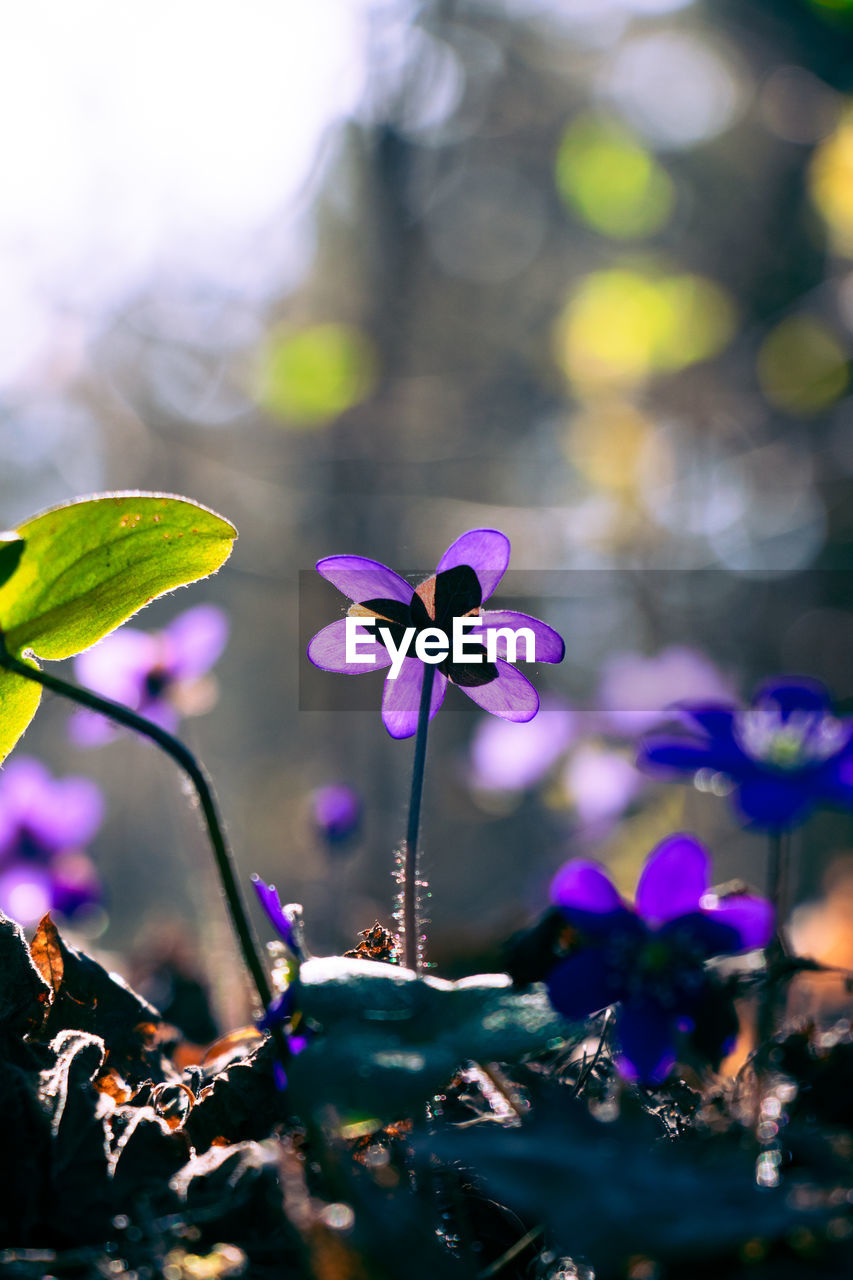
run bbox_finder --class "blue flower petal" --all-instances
[734,776,814,829]
[635,834,710,926]
[252,876,299,952]
[617,1000,678,1085]
[753,677,831,717]
[546,949,623,1020]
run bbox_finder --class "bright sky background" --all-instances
[0,0,372,391]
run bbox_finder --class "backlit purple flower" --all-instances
[311,784,362,849]
[638,677,853,829]
[597,646,736,737]
[70,604,229,745]
[308,530,565,739]
[0,757,104,925]
[546,834,774,1083]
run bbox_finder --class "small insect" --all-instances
[344,922,400,965]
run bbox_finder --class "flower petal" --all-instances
[74,629,158,705]
[635,834,711,926]
[436,530,510,603]
[67,709,121,748]
[617,1000,678,1084]
[550,859,623,917]
[456,659,539,723]
[0,862,53,926]
[381,659,447,739]
[734,777,812,829]
[635,737,747,773]
[307,619,392,674]
[316,555,413,604]
[546,949,623,1020]
[479,611,565,664]
[699,894,775,952]
[753,677,831,716]
[676,703,737,737]
[252,876,298,951]
[164,605,229,680]
[136,696,181,736]
[27,777,104,850]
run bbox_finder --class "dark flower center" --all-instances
[358,563,499,687]
[144,665,173,699]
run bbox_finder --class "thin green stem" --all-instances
[0,643,289,1067]
[403,663,435,972]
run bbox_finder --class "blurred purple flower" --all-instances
[468,699,578,792]
[638,677,853,830]
[597,646,735,737]
[70,604,229,745]
[311,784,362,849]
[563,743,644,828]
[308,529,565,739]
[0,757,104,925]
[546,834,773,1083]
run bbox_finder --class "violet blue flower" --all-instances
[311,784,362,849]
[308,529,565,739]
[0,756,104,925]
[597,646,736,737]
[70,604,229,745]
[251,875,312,1088]
[546,834,774,1083]
[252,876,304,961]
[638,677,853,830]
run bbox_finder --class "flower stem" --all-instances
[767,829,792,947]
[0,644,289,1067]
[403,664,435,972]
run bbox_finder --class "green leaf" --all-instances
[0,662,42,765]
[0,492,236,762]
[287,957,572,1121]
[0,534,24,592]
[0,492,236,660]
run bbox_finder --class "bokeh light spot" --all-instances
[810,109,853,255]
[554,267,735,392]
[757,315,848,414]
[604,33,745,151]
[567,400,654,493]
[555,116,674,239]
[254,322,377,427]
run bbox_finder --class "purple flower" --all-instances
[563,743,644,829]
[251,875,312,1086]
[597,646,736,737]
[70,604,229,745]
[252,876,303,961]
[546,834,774,1083]
[0,757,104,925]
[308,529,565,739]
[468,699,579,792]
[638,677,853,830]
[311,784,362,849]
